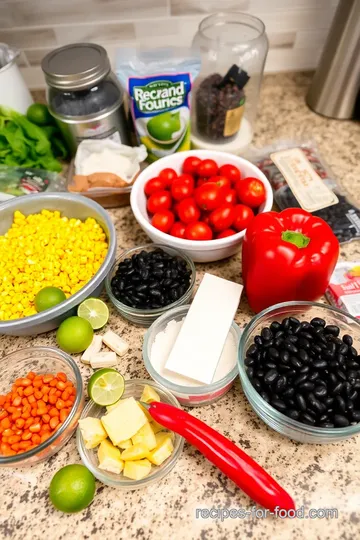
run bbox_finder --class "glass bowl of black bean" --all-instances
[105,244,196,327]
[238,301,360,444]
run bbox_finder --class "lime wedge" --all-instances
[88,369,125,406]
[77,298,109,330]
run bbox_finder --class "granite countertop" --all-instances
[1,72,360,540]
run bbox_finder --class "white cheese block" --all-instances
[165,273,243,385]
[102,330,129,356]
[81,335,103,364]
[90,351,117,368]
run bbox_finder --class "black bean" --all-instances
[285,342,298,354]
[275,376,287,393]
[336,369,347,381]
[329,373,338,385]
[274,338,284,348]
[299,365,310,374]
[338,344,349,356]
[246,367,254,379]
[287,409,300,420]
[247,344,258,358]
[264,369,278,385]
[294,373,308,386]
[311,317,326,327]
[264,362,277,370]
[301,412,316,425]
[298,381,315,392]
[252,378,262,392]
[351,410,360,422]
[349,390,358,401]
[314,386,327,398]
[325,397,334,407]
[319,414,329,422]
[334,414,350,427]
[320,422,335,428]
[245,357,255,367]
[261,327,273,341]
[335,395,346,412]
[324,342,336,358]
[348,370,358,380]
[342,334,353,346]
[297,338,310,350]
[350,346,358,358]
[268,347,279,359]
[296,393,307,411]
[275,330,285,339]
[287,335,298,344]
[263,339,275,349]
[270,321,282,333]
[278,364,291,373]
[257,369,265,379]
[308,371,319,382]
[280,350,290,364]
[332,382,343,394]
[299,331,314,341]
[291,357,302,369]
[312,359,327,369]
[260,391,270,403]
[282,387,295,398]
[254,336,263,347]
[337,354,346,366]
[324,325,340,336]
[282,318,290,330]
[347,400,354,411]
[271,399,287,412]
[298,349,310,363]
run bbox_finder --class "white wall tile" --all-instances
[170,0,250,16]
[55,22,135,45]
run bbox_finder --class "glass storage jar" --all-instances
[42,43,131,154]
[191,13,269,154]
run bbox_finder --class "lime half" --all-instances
[88,369,125,406]
[77,298,109,330]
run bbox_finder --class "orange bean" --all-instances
[69,387,76,396]
[0,417,10,429]
[21,398,29,406]
[56,399,65,410]
[42,414,50,424]
[65,399,74,407]
[49,417,59,429]
[40,433,50,443]
[12,411,21,421]
[41,385,50,394]
[34,391,43,399]
[26,372,36,380]
[55,422,63,431]
[15,378,32,387]
[59,409,68,423]
[23,386,34,396]
[48,395,57,405]
[12,395,22,407]
[24,418,33,429]
[3,428,14,437]
[37,400,46,409]
[49,388,57,396]
[22,404,31,413]
[65,381,73,388]
[41,424,51,433]
[2,436,8,443]
[0,395,6,406]
[33,379,43,388]
[49,407,59,417]
[22,431,32,441]
[55,390,61,397]
[31,409,38,417]
[37,408,47,417]
[22,411,30,420]
[56,381,66,391]
[6,406,16,413]
[0,442,10,452]
[61,390,70,401]
[15,418,25,429]
[18,441,32,449]
[31,433,41,445]
[17,387,24,397]
[11,443,20,451]
[28,395,36,404]
[0,411,8,421]
[42,394,49,403]
[49,379,58,387]
[29,423,40,433]
[57,372,67,382]
[43,375,54,383]
[8,435,21,444]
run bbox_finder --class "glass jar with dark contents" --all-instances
[192,12,269,151]
[42,43,131,154]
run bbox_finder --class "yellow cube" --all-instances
[148,437,174,466]
[98,440,124,475]
[150,420,165,434]
[117,439,132,450]
[123,459,152,480]
[121,443,149,461]
[132,422,157,451]
[79,417,107,449]
[101,397,147,446]
[140,385,161,404]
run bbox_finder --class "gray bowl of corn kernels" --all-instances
[0,193,116,336]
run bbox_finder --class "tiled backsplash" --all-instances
[1,0,340,89]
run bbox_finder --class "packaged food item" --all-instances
[195,65,249,143]
[326,262,360,319]
[252,139,360,244]
[116,48,200,162]
[0,166,65,202]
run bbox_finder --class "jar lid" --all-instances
[41,43,111,90]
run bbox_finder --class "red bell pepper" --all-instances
[242,208,339,313]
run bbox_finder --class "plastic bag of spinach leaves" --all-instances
[0,166,66,202]
[0,106,63,172]
[250,139,360,245]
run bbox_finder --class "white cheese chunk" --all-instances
[90,351,117,368]
[102,330,129,356]
[81,335,103,364]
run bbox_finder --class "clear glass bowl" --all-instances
[76,379,184,488]
[105,244,196,327]
[0,347,84,466]
[238,301,360,444]
[143,305,242,407]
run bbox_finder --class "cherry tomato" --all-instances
[147,190,172,214]
[197,177,208,188]
[182,156,202,175]
[208,204,235,232]
[185,222,213,241]
[224,189,237,205]
[217,229,237,239]
[178,173,195,189]
[159,168,177,187]
[177,197,201,224]
[170,221,186,239]
[144,176,166,197]
[211,175,232,192]
[171,178,194,201]
[195,182,224,211]
[233,204,254,231]
[196,159,218,178]
[151,210,175,233]
[235,177,266,208]
[219,163,241,183]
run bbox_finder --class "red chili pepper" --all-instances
[242,208,339,313]
[144,401,295,512]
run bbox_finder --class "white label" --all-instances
[340,294,360,317]
[270,148,338,212]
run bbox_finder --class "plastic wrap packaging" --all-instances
[0,166,66,202]
[251,139,360,244]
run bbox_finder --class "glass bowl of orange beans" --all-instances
[0,346,84,466]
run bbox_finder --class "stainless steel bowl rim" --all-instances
[0,193,116,331]
[238,300,360,437]
[0,346,84,464]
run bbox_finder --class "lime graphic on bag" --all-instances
[116,48,200,162]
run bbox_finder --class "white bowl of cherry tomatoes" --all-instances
[131,150,273,262]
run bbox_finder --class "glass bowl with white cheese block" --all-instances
[76,379,184,488]
[143,305,242,406]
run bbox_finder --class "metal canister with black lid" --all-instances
[42,43,131,154]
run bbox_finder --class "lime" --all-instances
[77,298,109,330]
[27,103,53,126]
[49,464,95,513]
[56,316,94,354]
[35,286,66,312]
[147,111,181,142]
[88,368,125,406]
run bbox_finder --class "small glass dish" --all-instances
[105,244,196,327]
[143,305,242,407]
[238,301,360,444]
[0,347,84,467]
[76,379,184,489]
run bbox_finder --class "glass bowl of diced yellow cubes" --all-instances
[76,380,184,488]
